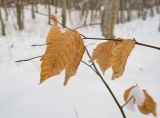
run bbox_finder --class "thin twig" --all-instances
[75,23,101,30]
[31,44,48,47]
[122,96,134,109]
[15,55,42,62]
[81,60,97,74]
[85,49,126,118]
[135,41,160,50]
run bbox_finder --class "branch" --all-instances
[81,60,98,74]
[135,41,160,50]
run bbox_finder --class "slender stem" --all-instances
[85,48,126,118]
[81,61,98,74]
[122,96,134,109]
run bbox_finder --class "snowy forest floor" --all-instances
[0,8,160,118]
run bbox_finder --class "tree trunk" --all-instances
[0,7,6,36]
[2,0,8,21]
[126,0,131,21]
[101,0,120,38]
[31,0,36,19]
[62,0,67,26]
[47,0,51,24]
[16,0,24,30]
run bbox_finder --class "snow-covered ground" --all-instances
[0,8,160,118]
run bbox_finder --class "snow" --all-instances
[129,86,145,107]
[0,7,160,118]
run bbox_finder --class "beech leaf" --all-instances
[111,39,135,79]
[89,41,116,73]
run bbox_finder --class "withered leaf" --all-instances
[111,39,135,79]
[89,41,116,74]
[63,30,85,85]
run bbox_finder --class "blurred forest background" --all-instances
[0,0,160,38]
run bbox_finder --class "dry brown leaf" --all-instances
[111,39,135,79]
[89,41,116,74]
[138,91,157,116]
[40,29,85,85]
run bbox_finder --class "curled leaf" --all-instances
[124,86,157,116]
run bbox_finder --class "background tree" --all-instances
[101,0,120,38]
